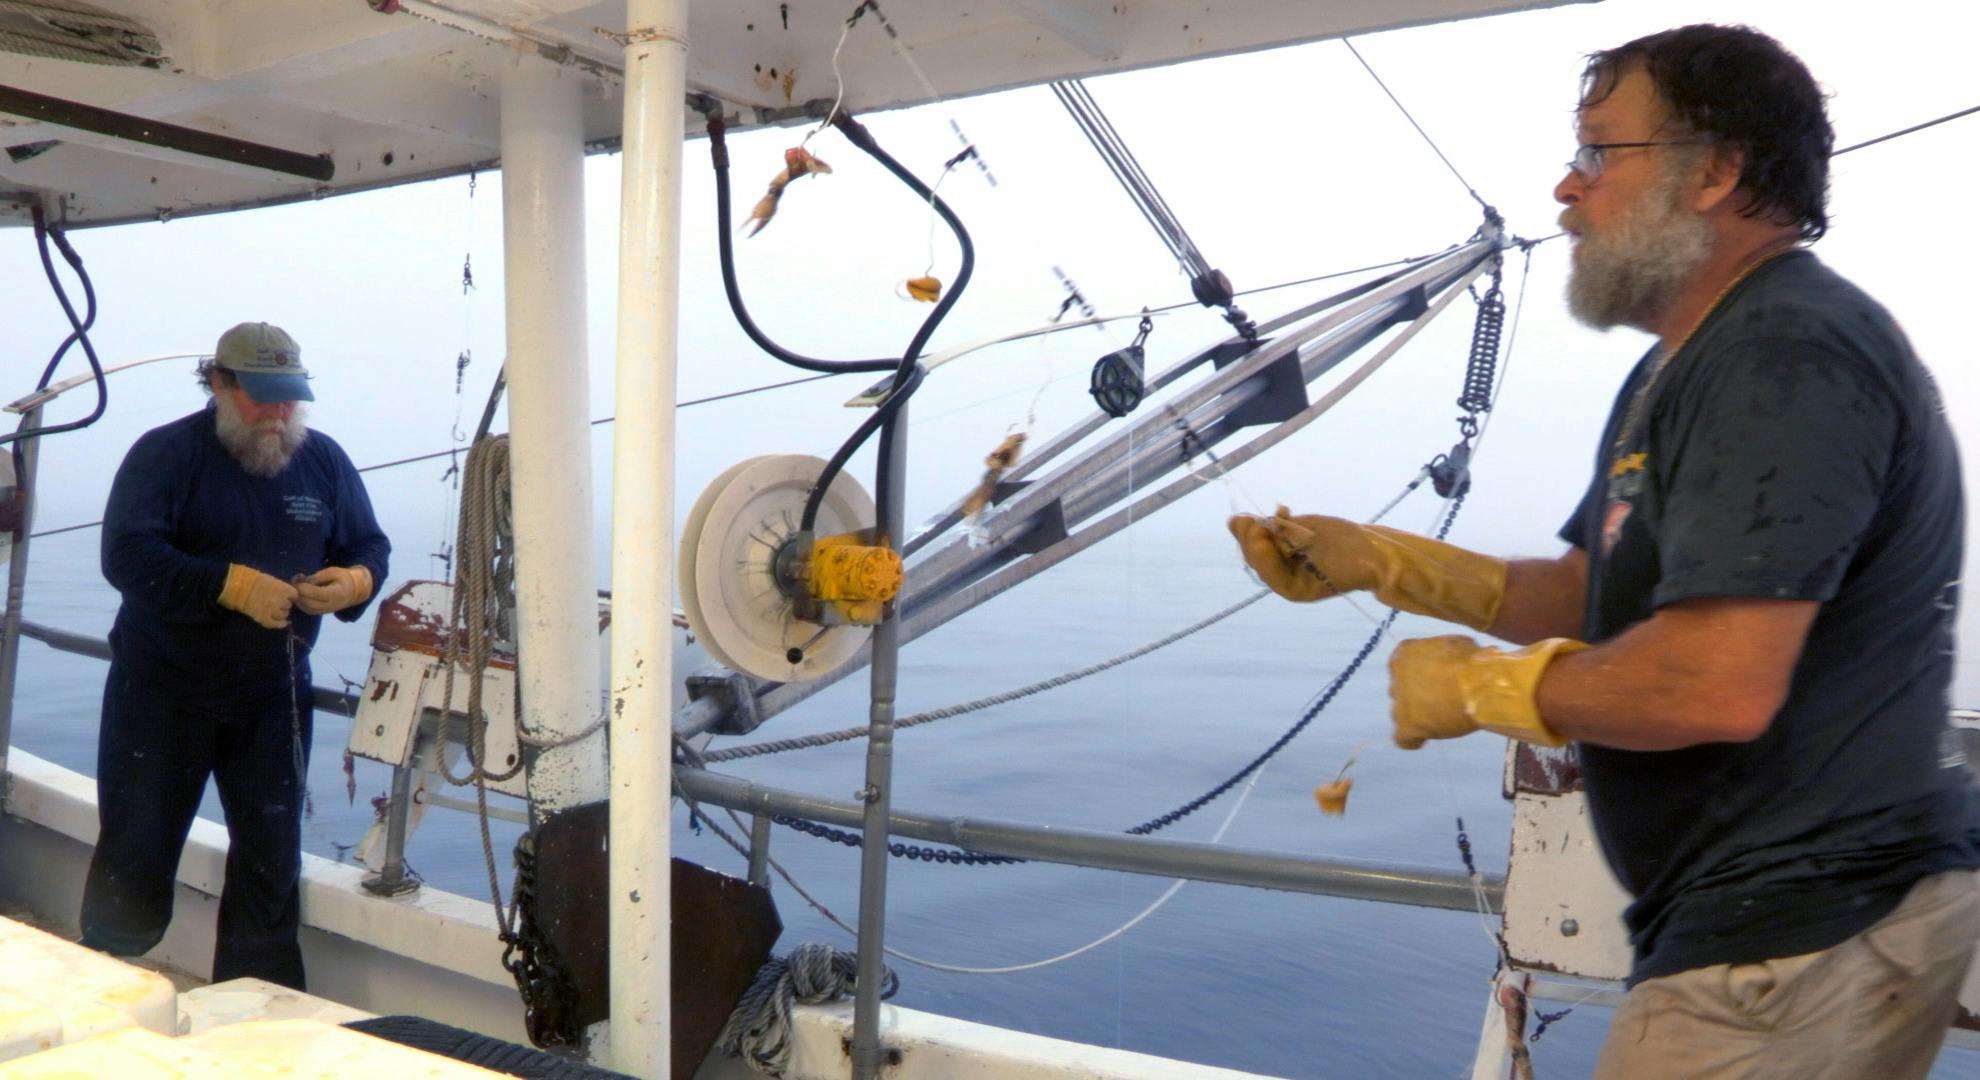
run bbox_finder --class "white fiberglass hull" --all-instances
[0,748,1287,1078]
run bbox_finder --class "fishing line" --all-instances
[434,170,481,580]
[26,372,856,541]
[799,10,858,151]
[905,368,1084,428]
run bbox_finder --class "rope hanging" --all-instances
[0,0,161,66]
[434,435,520,786]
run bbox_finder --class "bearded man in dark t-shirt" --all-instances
[1230,24,1978,1079]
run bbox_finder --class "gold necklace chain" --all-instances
[1610,242,1798,455]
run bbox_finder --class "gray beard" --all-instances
[213,393,308,477]
[1566,168,1715,332]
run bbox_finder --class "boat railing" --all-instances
[675,766,1503,911]
[12,607,1505,913]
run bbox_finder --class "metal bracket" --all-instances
[688,670,764,737]
[1209,338,1306,429]
[991,480,1070,556]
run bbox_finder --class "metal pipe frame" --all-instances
[883,257,1483,670]
[698,238,1502,736]
[362,762,421,896]
[498,58,608,818]
[677,768,1503,913]
[606,0,687,1072]
[747,813,772,887]
[851,413,910,1079]
[0,404,41,780]
[908,240,1490,591]
[20,619,362,715]
[897,269,1395,558]
[0,84,335,182]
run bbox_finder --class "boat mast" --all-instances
[606,0,686,1073]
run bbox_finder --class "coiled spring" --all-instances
[1457,270,1506,425]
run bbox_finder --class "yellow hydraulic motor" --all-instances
[800,530,903,626]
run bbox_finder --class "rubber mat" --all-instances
[345,1015,636,1079]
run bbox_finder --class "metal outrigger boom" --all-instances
[674,229,1510,741]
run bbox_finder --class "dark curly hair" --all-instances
[1582,24,1833,240]
[195,356,238,394]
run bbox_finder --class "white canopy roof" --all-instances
[0,0,1593,227]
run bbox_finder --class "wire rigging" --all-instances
[1835,103,1980,155]
[1342,38,1489,211]
[1050,80,1212,283]
[1049,78,1257,339]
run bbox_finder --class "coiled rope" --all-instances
[0,0,161,66]
[714,942,897,1079]
[434,435,520,786]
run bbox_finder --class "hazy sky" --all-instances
[4,0,1976,697]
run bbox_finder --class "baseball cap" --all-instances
[214,322,314,403]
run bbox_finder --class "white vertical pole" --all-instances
[500,59,607,813]
[608,0,685,1074]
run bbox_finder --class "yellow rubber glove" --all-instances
[1227,507,1508,632]
[1387,635,1587,750]
[295,565,374,616]
[218,563,298,629]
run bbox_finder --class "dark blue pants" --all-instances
[79,661,311,990]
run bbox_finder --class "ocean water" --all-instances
[11,509,1979,1079]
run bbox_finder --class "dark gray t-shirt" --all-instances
[1557,250,1977,985]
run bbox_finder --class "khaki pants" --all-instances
[1595,870,1980,1080]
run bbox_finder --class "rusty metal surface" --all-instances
[532,800,782,1076]
[372,581,454,655]
[1509,742,1582,796]
[371,580,517,668]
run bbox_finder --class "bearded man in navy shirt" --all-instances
[81,321,390,990]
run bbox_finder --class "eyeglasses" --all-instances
[1566,141,1705,183]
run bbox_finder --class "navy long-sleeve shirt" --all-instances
[101,406,390,706]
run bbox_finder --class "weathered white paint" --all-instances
[1466,969,1524,1080]
[605,0,686,1072]
[1500,790,1633,981]
[0,750,525,1044]
[0,0,1595,226]
[690,1000,1278,1080]
[498,56,608,816]
[0,912,176,1058]
[178,978,373,1037]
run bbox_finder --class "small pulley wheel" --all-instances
[1090,344,1146,418]
[679,454,876,682]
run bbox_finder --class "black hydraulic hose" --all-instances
[7,206,109,454]
[797,111,977,533]
[832,112,977,369]
[803,362,923,533]
[703,109,897,374]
